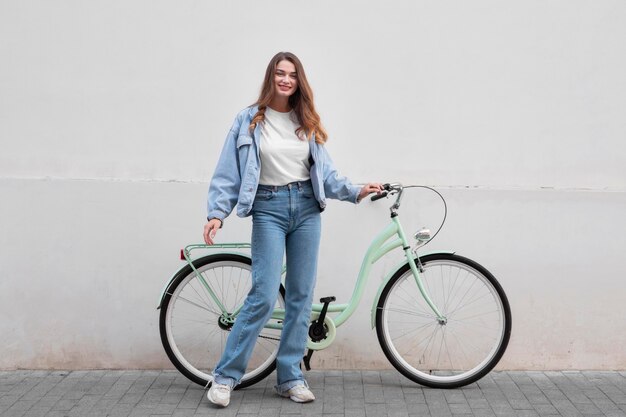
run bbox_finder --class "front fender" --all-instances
[370,251,454,328]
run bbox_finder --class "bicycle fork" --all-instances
[405,251,446,322]
[395,217,446,321]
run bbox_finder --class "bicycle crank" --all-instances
[303,296,337,370]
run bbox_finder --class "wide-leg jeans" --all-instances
[213,180,321,393]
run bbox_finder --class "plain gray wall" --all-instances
[1,1,625,370]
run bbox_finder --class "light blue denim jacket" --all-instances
[207,106,361,222]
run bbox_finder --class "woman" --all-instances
[203,52,382,407]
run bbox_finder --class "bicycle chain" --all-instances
[225,328,281,342]
[257,334,281,342]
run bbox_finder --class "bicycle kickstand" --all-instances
[303,296,335,371]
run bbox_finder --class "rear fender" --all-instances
[157,251,252,309]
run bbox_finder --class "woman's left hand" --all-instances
[357,183,385,202]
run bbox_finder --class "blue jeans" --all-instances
[213,180,321,393]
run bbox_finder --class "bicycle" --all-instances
[158,183,511,389]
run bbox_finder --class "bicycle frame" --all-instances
[158,185,447,351]
[162,219,444,320]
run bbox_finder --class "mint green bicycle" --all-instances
[158,183,511,389]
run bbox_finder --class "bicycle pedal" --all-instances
[316,296,335,325]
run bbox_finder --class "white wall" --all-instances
[1,1,625,370]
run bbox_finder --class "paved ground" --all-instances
[1,370,625,417]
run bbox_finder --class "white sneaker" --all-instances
[207,382,231,407]
[279,384,315,403]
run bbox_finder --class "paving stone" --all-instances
[514,411,541,417]
[343,388,365,399]
[443,390,467,404]
[237,400,262,413]
[1,371,626,416]
[531,403,560,415]
[171,409,196,417]
[3,400,36,416]
[52,398,79,411]
[257,409,281,417]
[67,394,101,416]
[470,410,497,417]
[404,392,426,404]
[363,384,385,404]
[406,403,430,416]
[365,402,390,416]
[467,398,491,409]
[344,396,365,408]
[24,407,52,417]
[44,411,70,417]
[325,376,344,386]
[427,406,453,417]
[448,402,472,414]
[383,385,405,401]
[0,394,21,407]
[590,397,624,415]
[362,371,382,385]
[549,398,584,416]
[571,401,603,415]
[345,409,368,417]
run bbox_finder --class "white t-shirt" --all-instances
[259,107,311,186]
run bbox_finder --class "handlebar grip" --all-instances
[370,191,388,202]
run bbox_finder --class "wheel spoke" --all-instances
[378,306,437,320]
[172,294,218,314]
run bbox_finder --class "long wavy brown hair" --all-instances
[249,52,328,144]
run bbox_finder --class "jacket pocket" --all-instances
[236,134,253,179]
[236,134,253,148]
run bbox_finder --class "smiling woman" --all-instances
[201,52,383,407]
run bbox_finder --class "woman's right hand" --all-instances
[203,218,222,245]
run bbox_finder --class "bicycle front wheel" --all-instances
[159,254,285,389]
[376,253,511,388]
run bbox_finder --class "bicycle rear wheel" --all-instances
[159,254,284,389]
[376,253,511,388]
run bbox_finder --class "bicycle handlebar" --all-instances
[370,191,388,202]
[370,183,396,202]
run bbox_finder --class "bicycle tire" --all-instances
[376,253,511,388]
[159,253,285,389]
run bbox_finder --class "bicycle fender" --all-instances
[157,251,252,309]
[370,251,454,328]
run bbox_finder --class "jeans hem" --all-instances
[274,378,308,394]
[212,374,237,390]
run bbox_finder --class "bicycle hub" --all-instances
[218,315,234,330]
